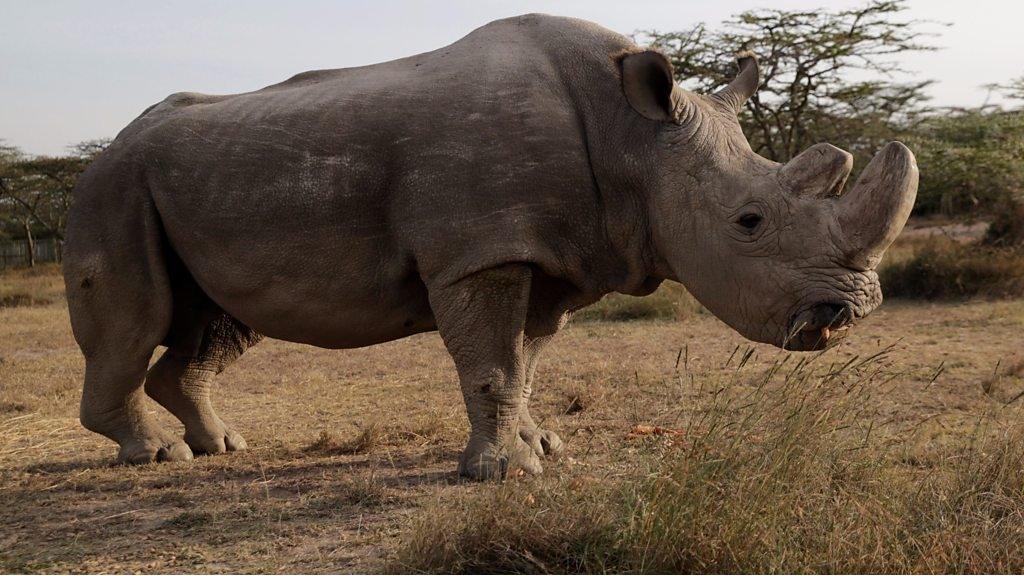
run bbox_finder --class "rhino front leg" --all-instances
[429,265,541,480]
[519,335,564,458]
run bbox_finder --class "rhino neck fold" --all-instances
[550,51,666,296]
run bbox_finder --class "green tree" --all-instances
[909,109,1024,216]
[0,142,27,242]
[642,0,938,167]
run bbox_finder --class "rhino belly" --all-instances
[171,228,437,349]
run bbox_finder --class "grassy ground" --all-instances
[2,262,1024,572]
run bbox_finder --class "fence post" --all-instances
[24,220,36,268]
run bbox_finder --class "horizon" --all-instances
[2,0,1020,156]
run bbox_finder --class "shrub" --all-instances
[880,237,1024,299]
[983,197,1024,247]
[574,283,703,323]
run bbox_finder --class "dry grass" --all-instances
[981,357,1024,403]
[304,414,459,457]
[3,249,1024,572]
[0,264,63,308]
[394,348,1024,573]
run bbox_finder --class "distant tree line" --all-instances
[0,139,109,265]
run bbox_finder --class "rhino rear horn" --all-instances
[713,52,759,114]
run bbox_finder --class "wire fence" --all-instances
[0,238,62,270]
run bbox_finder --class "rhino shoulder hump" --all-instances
[476,13,632,48]
[273,69,340,87]
[161,91,229,109]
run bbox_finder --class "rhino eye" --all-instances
[736,213,763,232]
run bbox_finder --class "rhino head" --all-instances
[620,50,918,351]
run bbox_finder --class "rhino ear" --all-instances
[620,50,678,122]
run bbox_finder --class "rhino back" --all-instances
[101,14,639,346]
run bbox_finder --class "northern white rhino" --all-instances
[63,14,917,479]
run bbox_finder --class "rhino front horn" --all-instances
[837,141,919,270]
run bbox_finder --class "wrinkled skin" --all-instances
[63,14,917,479]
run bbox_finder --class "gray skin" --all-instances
[63,14,917,480]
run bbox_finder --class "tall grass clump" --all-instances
[625,351,896,573]
[394,347,1024,573]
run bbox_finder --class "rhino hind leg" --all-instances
[79,356,194,465]
[65,189,192,464]
[145,314,263,455]
[429,264,542,480]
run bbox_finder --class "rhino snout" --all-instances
[784,302,855,351]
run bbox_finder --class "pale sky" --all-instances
[1,0,1020,156]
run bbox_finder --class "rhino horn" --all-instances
[837,141,919,270]
[712,52,759,114]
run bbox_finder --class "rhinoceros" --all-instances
[63,14,917,479]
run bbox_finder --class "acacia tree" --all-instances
[997,77,1024,103]
[642,0,938,165]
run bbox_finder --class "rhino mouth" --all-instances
[783,302,855,351]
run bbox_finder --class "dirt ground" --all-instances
[2,266,1023,573]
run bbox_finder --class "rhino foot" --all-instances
[458,435,543,481]
[185,424,248,456]
[116,433,194,465]
[519,425,564,459]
